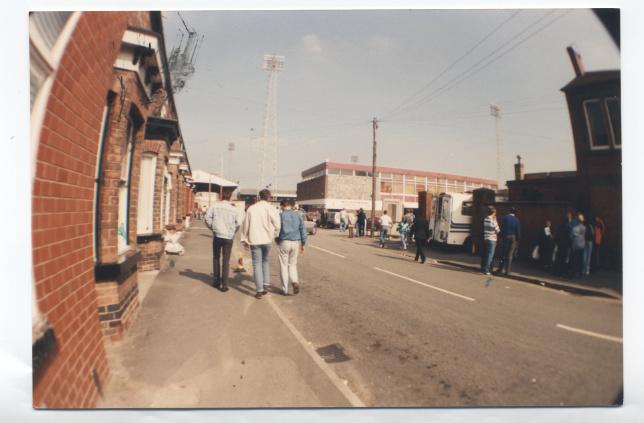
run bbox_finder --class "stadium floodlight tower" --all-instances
[259,54,285,191]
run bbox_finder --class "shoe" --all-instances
[255,292,263,299]
[260,290,268,296]
[293,283,300,295]
[221,284,229,292]
[485,272,491,276]
[282,291,289,296]
[421,260,426,264]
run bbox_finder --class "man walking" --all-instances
[379,210,393,248]
[339,208,348,232]
[241,189,281,299]
[205,191,242,291]
[357,208,366,237]
[277,199,307,296]
[495,207,520,275]
[410,211,430,263]
[481,206,500,275]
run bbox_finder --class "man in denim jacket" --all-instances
[277,199,307,296]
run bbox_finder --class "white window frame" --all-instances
[92,103,110,262]
[604,96,621,149]
[30,12,82,179]
[117,118,135,255]
[137,154,158,235]
[582,98,611,151]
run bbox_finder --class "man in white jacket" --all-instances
[240,189,281,299]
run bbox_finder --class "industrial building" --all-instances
[296,161,497,213]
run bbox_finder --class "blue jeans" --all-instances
[250,244,271,292]
[583,241,593,275]
[380,227,389,246]
[401,233,408,249]
[482,239,496,273]
[340,220,347,231]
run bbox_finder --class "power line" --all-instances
[393,10,570,117]
[383,10,522,120]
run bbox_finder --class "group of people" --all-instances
[480,206,605,278]
[481,206,521,276]
[338,208,368,238]
[547,211,605,278]
[204,189,307,299]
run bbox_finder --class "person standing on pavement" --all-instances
[539,220,554,269]
[570,213,587,278]
[592,216,605,271]
[357,208,367,237]
[240,189,281,299]
[410,211,430,263]
[347,209,357,238]
[277,198,307,296]
[495,207,520,275]
[481,206,500,275]
[554,211,574,276]
[339,208,348,232]
[379,211,393,248]
[205,191,243,291]
[582,217,595,276]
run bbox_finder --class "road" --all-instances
[270,228,623,407]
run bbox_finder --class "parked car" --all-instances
[324,211,341,229]
[300,211,317,235]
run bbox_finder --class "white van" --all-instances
[431,192,473,249]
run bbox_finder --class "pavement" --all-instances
[98,221,356,408]
[98,222,623,408]
[426,244,621,300]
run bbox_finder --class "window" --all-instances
[605,97,621,147]
[380,172,392,179]
[137,154,157,235]
[583,99,610,149]
[461,201,473,216]
[355,170,368,177]
[328,168,341,175]
[117,118,136,254]
[393,173,403,181]
[393,182,403,193]
[405,175,415,183]
[416,183,425,193]
[93,93,115,262]
[380,181,392,193]
[404,182,416,195]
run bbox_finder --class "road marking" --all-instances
[556,324,622,343]
[373,267,476,302]
[309,245,346,259]
[265,295,366,407]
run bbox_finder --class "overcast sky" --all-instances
[162,9,619,191]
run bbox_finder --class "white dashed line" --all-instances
[309,245,346,259]
[373,267,476,302]
[266,295,365,406]
[556,324,622,343]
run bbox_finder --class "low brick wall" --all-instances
[95,272,139,342]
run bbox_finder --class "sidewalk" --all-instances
[338,230,622,300]
[98,221,354,408]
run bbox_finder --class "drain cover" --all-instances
[316,343,350,363]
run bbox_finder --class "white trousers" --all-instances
[278,240,300,293]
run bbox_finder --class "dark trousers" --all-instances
[213,236,233,286]
[497,235,517,274]
[357,222,365,236]
[554,241,571,275]
[415,239,426,262]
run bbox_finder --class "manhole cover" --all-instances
[316,343,350,363]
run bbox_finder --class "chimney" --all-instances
[514,155,525,180]
[566,46,585,77]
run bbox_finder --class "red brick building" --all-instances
[30,11,192,408]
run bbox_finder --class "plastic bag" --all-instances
[531,245,540,260]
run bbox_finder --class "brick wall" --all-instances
[32,11,135,409]
[297,176,326,201]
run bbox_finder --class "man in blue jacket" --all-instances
[277,199,307,296]
[495,207,521,276]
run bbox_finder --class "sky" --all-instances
[162,8,620,191]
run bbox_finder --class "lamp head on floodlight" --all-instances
[263,54,285,72]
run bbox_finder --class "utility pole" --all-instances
[370,117,378,238]
[490,104,502,190]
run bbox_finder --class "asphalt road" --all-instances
[271,228,623,407]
